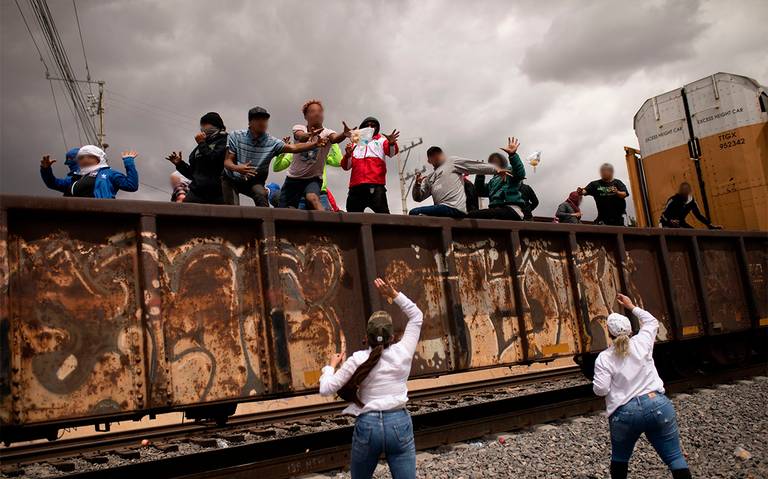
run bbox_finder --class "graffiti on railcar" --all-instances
[277,233,366,391]
[7,230,144,423]
[745,239,768,325]
[574,239,621,351]
[374,229,452,375]
[0,218,11,424]
[699,240,750,333]
[622,240,670,341]
[453,237,521,368]
[156,235,269,405]
[519,236,580,358]
[666,241,704,336]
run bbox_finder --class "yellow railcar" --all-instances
[628,73,768,230]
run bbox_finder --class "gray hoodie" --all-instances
[412,157,497,213]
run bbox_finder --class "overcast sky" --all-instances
[2,0,767,219]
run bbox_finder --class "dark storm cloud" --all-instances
[521,0,706,83]
[2,0,767,220]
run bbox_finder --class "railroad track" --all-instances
[0,366,582,469]
[2,363,763,478]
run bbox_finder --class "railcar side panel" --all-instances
[698,238,751,333]
[623,236,672,341]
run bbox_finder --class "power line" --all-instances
[71,0,92,93]
[106,89,199,123]
[48,79,68,150]
[14,0,49,74]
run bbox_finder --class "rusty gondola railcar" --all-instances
[0,195,765,444]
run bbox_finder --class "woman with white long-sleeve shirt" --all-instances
[320,278,423,479]
[593,293,691,479]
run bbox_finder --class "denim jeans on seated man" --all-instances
[609,392,688,471]
[297,192,331,210]
[351,409,415,479]
[408,204,465,218]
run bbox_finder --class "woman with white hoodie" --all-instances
[593,293,691,479]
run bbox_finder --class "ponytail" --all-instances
[338,344,385,407]
[613,334,630,358]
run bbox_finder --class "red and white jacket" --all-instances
[341,134,399,187]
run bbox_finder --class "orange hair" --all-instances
[301,99,323,116]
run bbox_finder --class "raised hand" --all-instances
[500,137,520,156]
[345,142,355,155]
[342,121,354,138]
[194,132,206,144]
[330,346,346,368]
[282,136,292,145]
[40,155,57,168]
[165,151,183,165]
[384,129,400,144]
[616,293,636,310]
[415,172,424,185]
[122,150,138,160]
[374,277,398,302]
[495,168,513,183]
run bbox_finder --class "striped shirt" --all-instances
[224,129,285,180]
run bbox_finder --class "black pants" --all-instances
[596,215,625,226]
[346,184,390,213]
[279,177,322,209]
[468,205,522,221]
[184,189,224,205]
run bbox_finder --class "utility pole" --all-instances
[396,138,424,214]
[46,75,106,148]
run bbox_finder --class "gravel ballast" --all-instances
[318,376,767,478]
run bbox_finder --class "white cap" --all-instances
[607,312,631,336]
[77,145,107,162]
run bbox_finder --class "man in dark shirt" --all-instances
[519,181,539,220]
[579,163,629,226]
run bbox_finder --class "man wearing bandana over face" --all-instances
[165,112,228,204]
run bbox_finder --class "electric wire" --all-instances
[49,79,68,150]
[71,0,92,93]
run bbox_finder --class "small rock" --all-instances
[416,452,434,463]
[497,434,514,444]
[535,424,558,432]
[569,417,592,424]
[734,446,752,460]
[672,393,691,399]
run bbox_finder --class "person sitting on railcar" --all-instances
[410,144,512,218]
[593,293,691,479]
[659,182,721,229]
[40,145,139,199]
[555,190,583,224]
[319,278,423,479]
[469,137,527,221]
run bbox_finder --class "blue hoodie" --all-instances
[64,147,80,175]
[41,156,139,199]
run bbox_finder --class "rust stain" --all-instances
[574,238,621,352]
[699,239,750,333]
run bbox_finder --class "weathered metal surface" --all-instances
[0,195,765,429]
[518,234,580,359]
[744,238,768,327]
[623,236,672,341]
[452,231,522,367]
[155,217,271,405]
[6,213,145,423]
[572,236,622,351]
[698,238,751,333]
[665,238,705,337]
[373,226,453,375]
[276,224,367,391]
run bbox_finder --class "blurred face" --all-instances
[304,103,324,127]
[248,117,269,135]
[488,154,505,168]
[428,152,447,168]
[200,122,216,134]
[678,183,691,196]
[600,165,614,181]
[77,154,99,168]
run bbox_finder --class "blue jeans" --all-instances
[351,409,415,479]
[408,204,465,218]
[610,392,688,471]
[298,192,331,210]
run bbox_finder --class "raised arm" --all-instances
[617,293,657,359]
[451,157,498,176]
[326,122,353,144]
[319,353,361,396]
[111,151,140,192]
[373,277,423,356]
[40,155,72,193]
[411,173,431,201]
[341,142,354,170]
[281,136,324,154]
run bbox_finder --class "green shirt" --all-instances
[474,153,526,207]
[273,143,342,192]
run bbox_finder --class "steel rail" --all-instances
[0,367,581,466]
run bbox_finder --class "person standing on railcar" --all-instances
[319,278,423,479]
[593,293,691,479]
[40,145,139,199]
[579,163,629,226]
